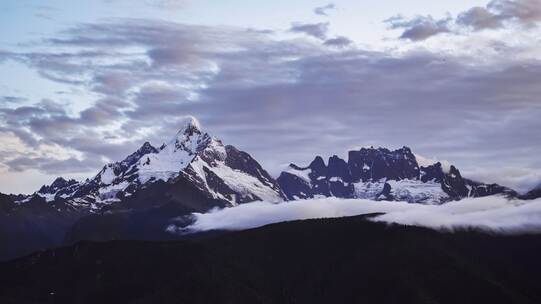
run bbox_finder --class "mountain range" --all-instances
[0,117,539,261]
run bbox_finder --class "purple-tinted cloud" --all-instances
[385,15,452,41]
[0,19,540,193]
[388,0,541,41]
[289,22,329,40]
[314,3,336,16]
[323,36,353,48]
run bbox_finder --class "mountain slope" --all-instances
[0,193,82,261]
[278,147,516,203]
[1,215,540,304]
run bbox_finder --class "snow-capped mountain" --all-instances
[26,117,284,212]
[20,124,518,209]
[277,147,516,204]
[0,119,530,261]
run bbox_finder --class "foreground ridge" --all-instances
[1,215,540,303]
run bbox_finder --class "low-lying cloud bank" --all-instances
[175,196,541,234]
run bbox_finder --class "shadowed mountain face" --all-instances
[1,215,540,304]
[0,193,82,261]
[277,147,517,203]
[521,184,541,200]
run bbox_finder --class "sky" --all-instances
[0,0,540,194]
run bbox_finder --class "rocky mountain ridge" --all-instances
[277,147,517,204]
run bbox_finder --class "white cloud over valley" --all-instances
[176,196,541,234]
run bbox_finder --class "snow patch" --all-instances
[353,182,385,199]
[286,167,312,184]
[36,192,56,202]
[386,179,448,204]
[99,166,117,185]
[414,154,451,173]
[208,161,283,203]
[98,181,130,200]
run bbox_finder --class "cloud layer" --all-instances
[176,196,541,234]
[0,1,540,193]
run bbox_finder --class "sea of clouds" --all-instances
[171,196,541,235]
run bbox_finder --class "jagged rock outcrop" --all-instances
[278,147,516,204]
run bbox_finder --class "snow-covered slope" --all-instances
[26,117,284,212]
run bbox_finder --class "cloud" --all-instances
[148,0,188,9]
[323,36,353,48]
[314,3,336,16]
[388,0,541,40]
[104,0,188,10]
[457,6,504,30]
[457,0,541,30]
[289,22,329,40]
[464,167,541,194]
[487,0,541,27]
[173,196,541,235]
[375,196,541,233]
[0,96,27,104]
[1,18,541,194]
[5,156,103,174]
[385,15,452,41]
[0,97,137,174]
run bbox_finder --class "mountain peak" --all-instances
[177,116,202,136]
[166,116,205,149]
[133,141,158,156]
[52,177,68,185]
[164,116,212,155]
[37,176,79,198]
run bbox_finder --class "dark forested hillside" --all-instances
[1,215,540,304]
